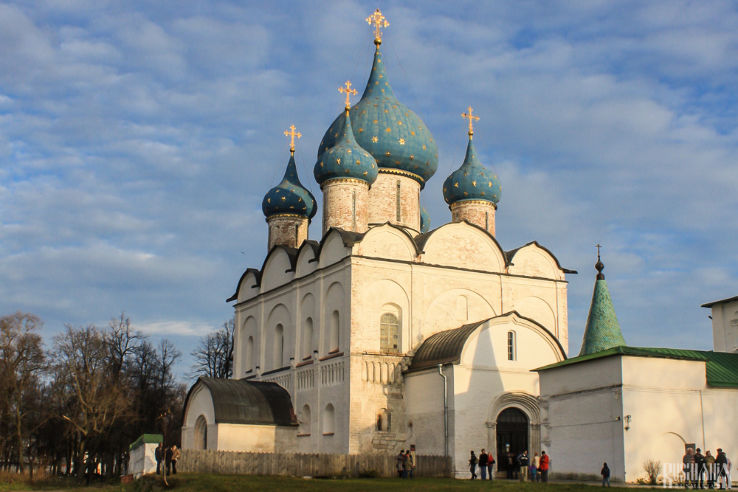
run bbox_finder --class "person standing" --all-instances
[479,449,489,480]
[601,462,611,487]
[540,450,550,482]
[164,445,173,477]
[531,452,540,482]
[685,448,696,489]
[519,450,530,482]
[506,449,515,479]
[402,450,411,479]
[696,449,707,489]
[716,449,729,490]
[171,445,180,475]
[409,445,416,479]
[154,442,163,475]
[487,451,495,481]
[469,450,478,479]
[705,451,716,489]
[396,450,405,478]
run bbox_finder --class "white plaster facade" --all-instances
[538,352,738,483]
[180,220,571,476]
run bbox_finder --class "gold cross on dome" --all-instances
[284,124,302,154]
[366,9,389,45]
[338,80,358,110]
[461,106,480,138]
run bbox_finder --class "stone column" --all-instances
[267,214,309,250]
[450,200,497,236]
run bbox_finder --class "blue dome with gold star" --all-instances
[318,47,438,187]
[314,108,378,186]
[262,153,317,219]
[443,137,501,206]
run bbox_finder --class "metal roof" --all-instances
[407,320,486,372]
[537,346,738,388]
[185,377,297,426]
[701,295,738,308]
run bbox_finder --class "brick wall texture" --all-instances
[450,200,496,236]
[267,215,309,250]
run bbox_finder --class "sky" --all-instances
[2,0,737,381]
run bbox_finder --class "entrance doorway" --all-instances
[496,407,528,474]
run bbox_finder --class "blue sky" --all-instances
[2,1,737,380]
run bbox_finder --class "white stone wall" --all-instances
[128,442,159,478]
[707,298,738,352]
[228,222,570,459]
[540,355,738,483]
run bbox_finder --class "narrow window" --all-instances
[329,311,340,352]
[352,190,357,231]
[395,180,401,221]
[485,211,489,231]
[300,404,311,436]
[275,324,284,368]
[380,313,400,354]
[246,336,254,371]
[507,331,516,361]
[303,318,313,359]
[323,403,335,435]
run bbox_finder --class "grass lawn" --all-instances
[1,473,652,492]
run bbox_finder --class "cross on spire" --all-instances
[338,80,358,110]
[366,9,389,45]
[596,243,602,260]
[284,124,302,155]
[595,243,605,279]
[461,106,480,138]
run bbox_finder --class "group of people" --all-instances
[154,443,181,477]
[395,445,416,478]
[468,448,550,481]
[683,447,732,489]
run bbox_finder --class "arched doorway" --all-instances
[496,407,528,475]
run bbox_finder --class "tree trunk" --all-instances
[15,408,24,473]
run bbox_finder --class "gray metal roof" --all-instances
[701,295,738,308]
[407,311,567,373]
[408,320,486,372]
[186,377,297,426]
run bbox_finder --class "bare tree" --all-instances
[0,312,45,472]
[190,318,234,379]
[52,324,129,478]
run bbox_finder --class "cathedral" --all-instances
[181,9,738,481]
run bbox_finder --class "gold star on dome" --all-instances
[366,9,389,46]
[371,136,378,143]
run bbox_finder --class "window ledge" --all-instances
[322,432,335,437]
[319,352,344,361]
[297,433,311,438]
[296,359,314,367]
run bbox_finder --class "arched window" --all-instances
[376,408,391,432]
[274,324,284,368]
[323,403,335,435]
[380,313,400,354]
[300,404,311,436]
[507,331,517,361]
[303,318,314,359]
[194,415,208,450]
[246,336,254,372]
[328,311,339,352]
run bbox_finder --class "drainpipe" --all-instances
[438,364,448,457]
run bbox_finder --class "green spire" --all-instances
[579,248,626,356]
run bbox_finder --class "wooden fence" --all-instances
[178,449,452,478]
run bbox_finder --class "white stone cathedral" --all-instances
[182,11,574,477]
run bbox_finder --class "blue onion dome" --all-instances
[317,47,438,187]
[420,206,430,233]
[314,108,378,187]
[443,137,501,206]
[262,152,317,219]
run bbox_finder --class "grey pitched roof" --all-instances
[185,377,297,426]
[701,295,738,308]
[407,320,487,372]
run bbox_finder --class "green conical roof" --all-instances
[579,255,626,356]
